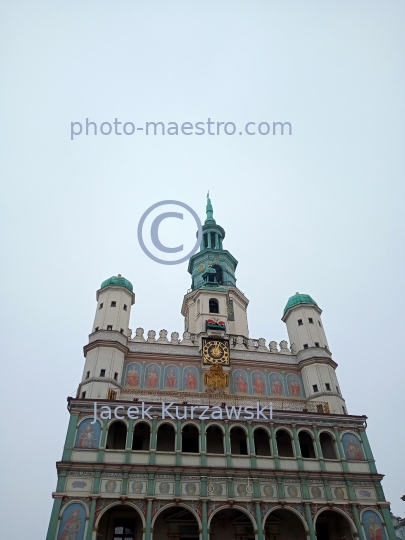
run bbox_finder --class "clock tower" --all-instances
[181,194,249,341]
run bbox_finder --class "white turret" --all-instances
[78,275,135,400]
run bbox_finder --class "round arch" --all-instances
[262,505,309,533]
[106,417,130,429]
[157,419,177,431]
[133,419,152,429]
[182,420,201,432]
[151,502,203,534]
[229,423,249,435]
[58,499,89,519]
[94,500,146,529]
[313,506,357,533]
[274,426,293,437]
[205,422,225,434]
[207,504,258,532]
[252,425,271,436]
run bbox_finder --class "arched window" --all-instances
[206,425,224,454]
[132,422,150,451]
[230,427,248,455]
[197,299,200,314]
[156,423,175,452]
[276,429,294,457]
[298,430,316,458]
[182,424,199,453]
[319,432,337,459]
[254,428,271,456]
[209,298,219,314]
[106,421,127,450]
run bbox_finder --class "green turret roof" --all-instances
[100,275,133,292]
[283,293,318,314]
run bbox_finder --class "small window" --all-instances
[100,369,106,377]
[86,371,90,379]
[107,325,113,330]
[342,406,347,415]
[308,317,313,324]
[123,304,127,311]
[316,404,324,413]
[315,342,320,347]
[81,391,86,398]
[99,303,103,309]
[336,386,340,395]
[318,320,322,327]
[313,384,319,393]
[303,343,309,349]
[298,319,303,326]
[111,301,116,307]
[114,372,118,381]
[325,383,331,391]
[120,328,124,334]
[95,327,99,332]
[209,298,219,313]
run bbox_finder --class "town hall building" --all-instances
[46,197,397,540]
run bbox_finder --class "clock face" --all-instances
[203,339,230,365]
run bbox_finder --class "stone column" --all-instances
[358,427,377,474]
[176,420,182,466]
[291,424,303,471]
[224,421,232,467]
[85,497,98,540]
[202,500,208,540]
[333,426,348,473]
[247,422,257,469]
[304,503,316,540]
[269,424,280,470]
[351,505,366,540]
[125,418,134,464]
[311,425,325,472]
[62,412,80,461]
[379,505,398,540]
[255,501,264,540]
[149,417,158,465]
[145,499,153,540]
[97,419,108,464]
[45,497,63,540]
[200,420,207,467]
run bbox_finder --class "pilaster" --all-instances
[62,413,80,461]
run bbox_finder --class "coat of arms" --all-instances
[204,365,229,391]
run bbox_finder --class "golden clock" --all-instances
[202,339,230,365]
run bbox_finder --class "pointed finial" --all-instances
[207,190,209,198]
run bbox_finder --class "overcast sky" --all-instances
[1,1,404,537]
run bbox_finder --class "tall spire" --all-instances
[205,192,216,224]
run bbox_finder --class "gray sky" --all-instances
[1,1,404,536]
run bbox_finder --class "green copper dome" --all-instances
[100,275,133,292]
[283,293,318,314]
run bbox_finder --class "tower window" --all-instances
[209,298,219,314]
[107,325,113,330]
[111,301,116,307]
[100,369,106,377]
[114,372,118,381]
[303,343,308,349]
[86,371,90,379]
[95,327,99,332]
[315,342,320,347]
[298,319,303,326]
[308,317,313,323]
[313,384,319,393]
[81,391,86,399]
[99,303,103,309]
[123,304,127,311]
[318,321,322,327]
[120,328,124,334]
[325,383,331,391]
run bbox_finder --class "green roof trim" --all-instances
[100,275,133,292]
[283,293,318,314]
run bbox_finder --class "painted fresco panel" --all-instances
[57,503,86,540]
[164,365,180,390]
[333,486,347,499]
[74,418,101,449]
[251,370,266,395]
[233,369,249,394]
[130,480,145,495]
[261,484,276,498]
[156,481,174,495]
[268,372,285,396]
[362,510,387,540]
[183,366,199,391]
[342,433,364,461]
[285,484,300,498]
[182,482,200,496]
[144,364,161,389]
[286,373,303,397]
[125,362,141,387]
[101,479,121,493]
